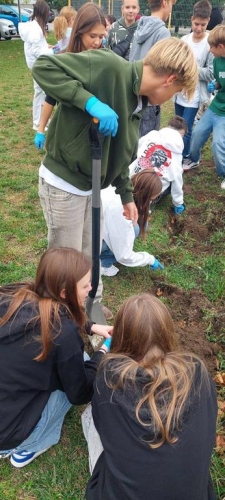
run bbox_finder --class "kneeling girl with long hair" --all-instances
[0,247,112,468]
[85,293,217,500]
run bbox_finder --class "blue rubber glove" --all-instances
[207,80,216,93]
[174,204,185,215]
[34,132,46,150]
[150,259,164,271]
[102,337,112,351]
[53,45,60,54]
[85,96,118,137]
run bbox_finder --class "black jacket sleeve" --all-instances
[55,317,103,405]
[57,350,103,405]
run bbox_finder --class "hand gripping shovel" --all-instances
[86,121,107,347]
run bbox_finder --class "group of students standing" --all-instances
[0,0,220,498]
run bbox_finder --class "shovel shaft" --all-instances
[88,123,103,301]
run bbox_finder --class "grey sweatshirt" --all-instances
[129,16,170,62]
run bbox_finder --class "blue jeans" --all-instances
[0,390,72,457]
[175,103,198,158]
[190,107,225,178]
[100,224,140,268]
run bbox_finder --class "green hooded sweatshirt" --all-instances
[32,49,147,204]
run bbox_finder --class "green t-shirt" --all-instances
[210,57,225,115]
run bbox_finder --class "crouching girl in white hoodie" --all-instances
[129,115,187,215]
[100,170,164,277]
[19,0,54,130]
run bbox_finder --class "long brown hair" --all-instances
[101,293,209,448]
[0,248,91,362]
[67,2,106,53]
[132,170,162,238]
[32,0,50,34]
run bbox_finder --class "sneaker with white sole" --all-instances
[101,265,119,277]
[10,449,48,468]
[182,158,200,171]
[221,178,225,189]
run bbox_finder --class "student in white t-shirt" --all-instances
[174,0,214,167]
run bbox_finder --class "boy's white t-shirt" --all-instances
[39,164,92,196]
[176,34,209,108]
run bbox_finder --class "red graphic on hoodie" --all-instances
[138,143,172,176]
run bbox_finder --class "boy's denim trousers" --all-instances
[0,390,72,457]
[175,103,198,158]
[190,107,225,178]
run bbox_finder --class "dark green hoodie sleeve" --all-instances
[32,52,94,110]
[32,50,144,205]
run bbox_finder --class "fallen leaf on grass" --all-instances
[218,399,225,417]
[214,372,225,386]
[176,320,186,328]
[215,434,225,454]
[215,358,220,370]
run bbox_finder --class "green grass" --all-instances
[0,36,225,499]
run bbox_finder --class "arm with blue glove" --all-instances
[34,101,55,150]
[85,96,118,137]
[174,204,185,215]
[207,79,216,93]
[150,258,164,271]
[34,132,46,150]
[99,337,112,353]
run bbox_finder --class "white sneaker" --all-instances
[183,158,200,172]
[221,178,225,189]
[10,448,49,468]
[101,265,119,277]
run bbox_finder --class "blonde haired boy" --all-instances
[33,37,197,307]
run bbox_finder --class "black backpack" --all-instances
[111,29,135,58]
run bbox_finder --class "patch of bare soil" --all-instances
[103,174,225,376]
[150,179,225,375]
[168,206,225,249]
[151,281,222,375]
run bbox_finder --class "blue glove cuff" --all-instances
[103,337,112,350]
[85,96,99,113]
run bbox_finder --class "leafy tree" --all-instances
[47,0,67,13]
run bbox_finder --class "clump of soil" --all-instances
[167,206,225,255]
[151,280,222,375]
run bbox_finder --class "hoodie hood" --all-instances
[137,128,184,158]
[0,299,36,345]
[129,16,170,62]
[116,17,139,30]
[129,126,184,202]
[135,16,166,44]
